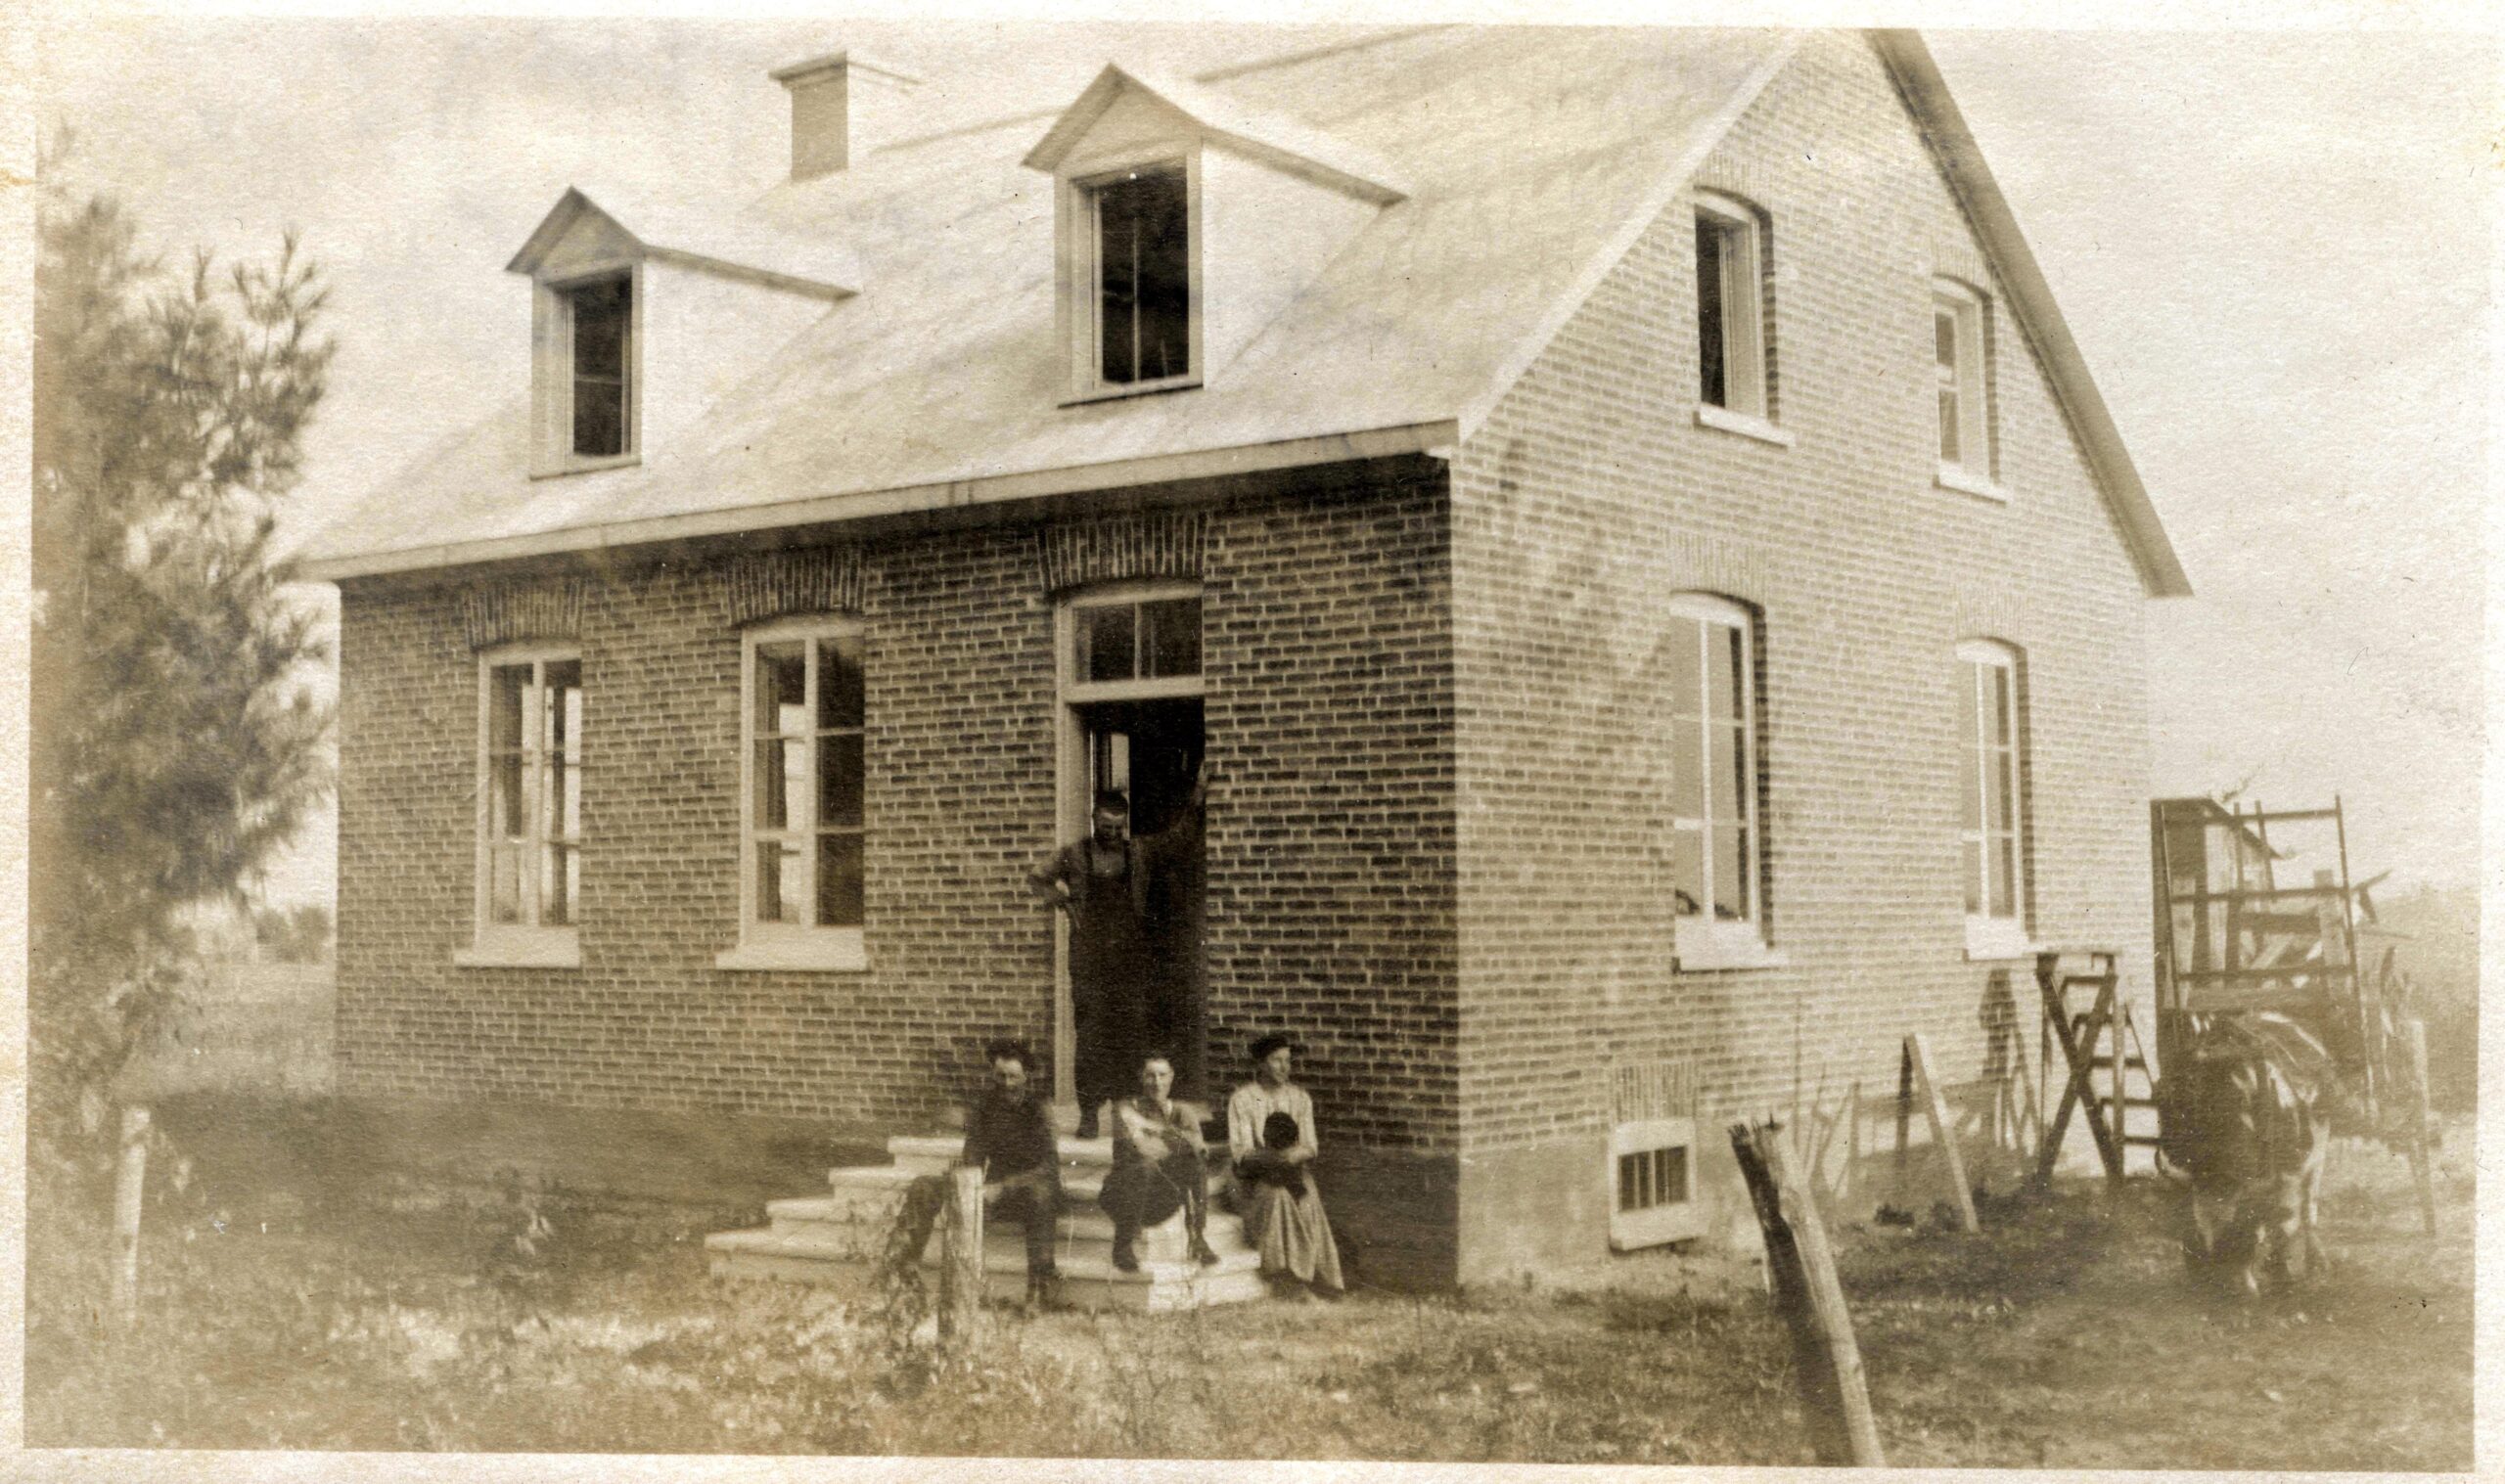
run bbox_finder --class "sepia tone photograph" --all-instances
[20,4,2486,1474]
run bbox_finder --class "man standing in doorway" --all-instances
[1027,788,1155,1140]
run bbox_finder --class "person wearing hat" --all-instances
[1026,788,1157,1139]
[1226,1033,1345,1296]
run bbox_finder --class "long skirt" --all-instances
[1240,1179,1344,1291]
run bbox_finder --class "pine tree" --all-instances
[30,163,338,1117]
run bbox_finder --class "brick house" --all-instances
[300,25,2189,1288]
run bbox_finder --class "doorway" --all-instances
[1054,585,1208,1109]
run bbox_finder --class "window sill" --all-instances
[1963,922,2037,962]
[1694,405,1795,447]
[454,931,581,969]
[1060,375,1203,408]
[530,452,642,480]
[715,932,869,973]
[1935,464,2009,503]
[1672,931,1788,972]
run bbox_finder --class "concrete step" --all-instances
[826,1164,928,1195]
[772,1194,1249,1250]
[705,1227,1268,1313]
[890,1133,1114,1173]
[888,1130,1231,1175]
[842,1161,1239,1209]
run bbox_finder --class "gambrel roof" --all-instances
[300,26,2189,598]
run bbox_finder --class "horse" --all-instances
[2162,1012,2332,1296]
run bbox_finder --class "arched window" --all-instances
[1663,594,1773,968]
[1933,279,1998,496]
[1694,192,1772,425]
[1957,639,2029,958]
[717,615,868,971]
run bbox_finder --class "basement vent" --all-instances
[1610,1058,1703,1251]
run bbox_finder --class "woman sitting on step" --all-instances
[1226,1033,1345,1297]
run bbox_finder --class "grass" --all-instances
[25,1097,2472,1467]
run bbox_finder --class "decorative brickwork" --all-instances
[460,575,585,650]
[1035,512,1206,596]
[722,545,867,625]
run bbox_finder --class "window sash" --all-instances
[743,629,866,934]
[568,277,632,459]
[1959,655,2023,922]
[1666,609,1758,926]
[1696,203,1766,419]
[1063,588,1206,703]
[478,653,581,933]
[1093,169,1190,386]
[1935,291,1986,473]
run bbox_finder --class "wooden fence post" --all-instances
[937,1164,985,1349]
[2404,1018,2437,1237]
[1907,1033,1981,1233]
[112,1104,152,1328]
[1730,1120,1886,1467]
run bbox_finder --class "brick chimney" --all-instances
[770,51,923,182]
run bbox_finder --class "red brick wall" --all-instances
[1447,29,2157,1188]
[334,473,1460,1160]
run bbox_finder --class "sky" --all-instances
[27,6,2494,907]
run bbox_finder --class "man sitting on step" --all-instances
[1099,1052,1223,1274]
[963,1038,1065,1308]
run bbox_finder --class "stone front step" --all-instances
[887,1130,1229,1176]
[706,1227,1268,1313]
[706,1123,1263,1314]
[769,1193,1250,1255]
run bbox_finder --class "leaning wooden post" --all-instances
[1906,1034,1980,1233]
[1729,1120,1886,1467]
[2403,1017,2437,1238]
[1891,1042,1914,1208]
[111,1104,152,1328]
[936,1164,985,1349]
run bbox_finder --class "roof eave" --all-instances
[295,419,1461,582]
[1870,29,2192,599]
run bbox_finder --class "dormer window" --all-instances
[569,275,631,460]
[1093,166,1191,386]
[568,275,633,459]
[1024,64,1406,409]
[530,263,642,476]
[1064,157,1202,400]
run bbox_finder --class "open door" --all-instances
[1054,585,1208,1108]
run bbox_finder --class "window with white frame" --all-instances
[1933,282,1992,489]
[1062,157,1200,401]
[1957,640,2028,957]
[1694,195,1770,426]
[720,619,867,970]
[1070,588,1203,689]
[465,648,582,967]
[1663,595,1770,967]
[532,268,639,475]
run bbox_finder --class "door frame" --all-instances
[1051,578,1206,1110]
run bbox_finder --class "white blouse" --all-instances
[1227,1080,1320,1162]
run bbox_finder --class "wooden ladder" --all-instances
[2033,950,2161,1189]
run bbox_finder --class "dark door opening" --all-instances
[1076,697,1206,1102]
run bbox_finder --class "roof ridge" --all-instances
[1189,24,1452,84]
[864,25,1447,160]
